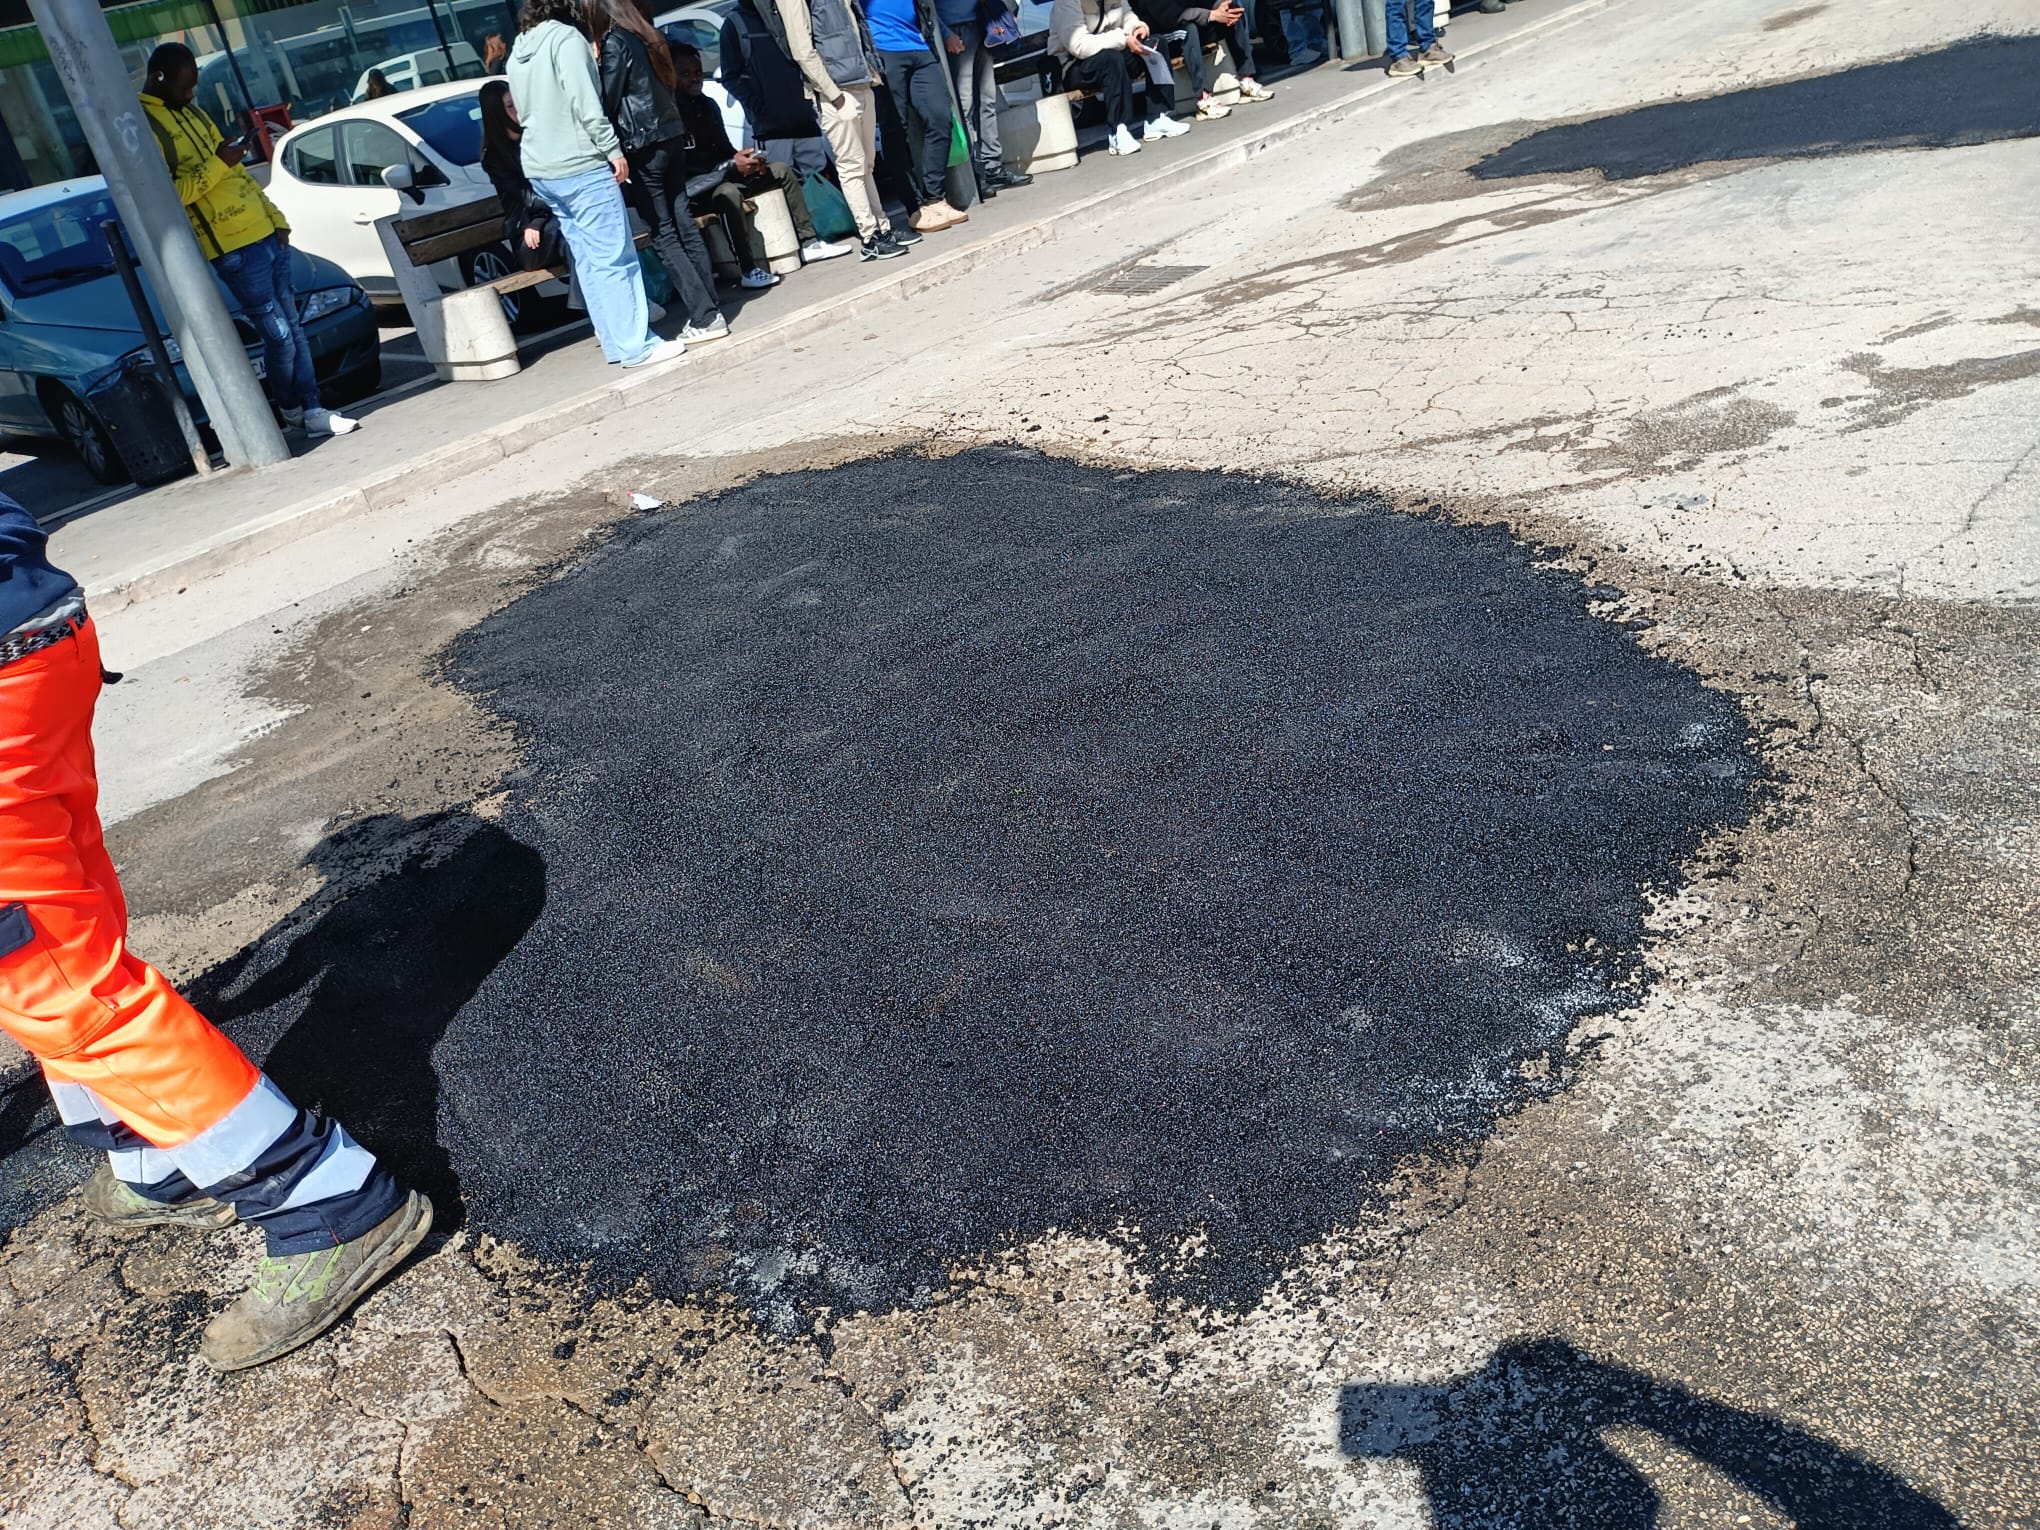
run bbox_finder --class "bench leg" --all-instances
[995,92,1078,177]
[748,187,804,277]
[438,286,522,382]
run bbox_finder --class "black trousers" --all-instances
[1181,9,1257,90]
[877,47,956,205]
[694,161,823,265]
[1061,50,1140,131]
[627,139,722,329]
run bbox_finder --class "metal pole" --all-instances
[28,0,290,469]
[102,217,215,480]
[1333,0,1368,60]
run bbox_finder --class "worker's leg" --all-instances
[0,619,402,1249]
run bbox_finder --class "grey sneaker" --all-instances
[679,317,731,344]
[1386,54,1422,76]
[200,1190,432,1372]
[1419,42,1454,64]
[82,1161,236,1231]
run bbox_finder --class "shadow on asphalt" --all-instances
[1474,33,2040,181]
[185,811,548,1230]
[1341,1338,1960,1528]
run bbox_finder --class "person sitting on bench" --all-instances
[670,42,854,283]
[1132,0,1272,118]
[1050,0,1174,155]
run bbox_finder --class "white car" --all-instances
[265,80,510,305]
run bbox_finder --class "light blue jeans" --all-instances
[532,164,656,365]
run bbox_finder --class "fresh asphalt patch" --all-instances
[0,449,1759,1318]
[1473,33,2040,182]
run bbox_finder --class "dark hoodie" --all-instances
[0,494,80,637]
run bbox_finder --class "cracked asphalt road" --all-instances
[4,0,2038,1523]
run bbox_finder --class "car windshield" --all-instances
[0,189,120,295]
[396,95,483,166]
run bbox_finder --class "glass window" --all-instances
[0,187,119,294]
[659,18,723,77]
[338,119,421,186]
[397,94,485,167]
[283,124,340,184]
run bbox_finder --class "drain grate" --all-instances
[1091,262,1211,296]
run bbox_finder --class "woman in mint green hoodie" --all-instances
[506,0,683,367]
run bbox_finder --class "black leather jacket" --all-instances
[597,29,688,155]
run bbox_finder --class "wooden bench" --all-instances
[374,193,730,382]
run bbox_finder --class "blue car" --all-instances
[0,177,381,484]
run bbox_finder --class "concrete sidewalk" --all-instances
[49,0,1606,616]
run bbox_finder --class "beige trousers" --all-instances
[816,83,887,241]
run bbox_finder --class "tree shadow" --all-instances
[1340,1337,1960,1529]
[185,811,547,1225]
[1474,34,2040,183]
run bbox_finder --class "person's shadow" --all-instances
[1340,1337,1959,1529]
[186,811,546,1226]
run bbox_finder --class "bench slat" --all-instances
[395,195,505,247]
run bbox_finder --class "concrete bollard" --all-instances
[996,90,1078,176]
[437,286,521,382]
[749,187,803,275]
[374,213,521,382]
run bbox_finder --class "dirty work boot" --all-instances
[83,1161,236,1231]
[1386,54,1422,76]
[200,1190,433,1372]
[1419,42,1455,65]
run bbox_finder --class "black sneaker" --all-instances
[885,223,924,246]
[860,232,908,260]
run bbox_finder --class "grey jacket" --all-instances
[762,0,879,96]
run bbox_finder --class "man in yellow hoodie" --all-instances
[139,44,361,438]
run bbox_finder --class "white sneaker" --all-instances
[1143,113,1190,141]
[1108,123,1143,155]
[304,407,358,436]
[620,336,687,369]
[679,316,731,344]
[739,267,780,289]
[800,238,856,262]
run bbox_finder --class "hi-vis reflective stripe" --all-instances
[48,1079,180,1183]
[273,1122,377,1213]
[168,1073,295,1189]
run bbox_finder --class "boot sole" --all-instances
[90,1203,239,1233]
[204,1191,434,1373]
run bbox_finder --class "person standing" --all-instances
[761,0,913,259]
[937,0,1031,198]
[717,0,833,178]
[587,0,731,344]
[506,0,685,367]
[1048,0,1151,156]
[1384,0,1451,75]
[866,0,969,231]
[139,45,360,439]
[0,492,429,1372]
[669,43,856,273]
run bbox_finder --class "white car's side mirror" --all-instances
[382,164,423,203]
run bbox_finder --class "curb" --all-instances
[90,0,1622,617]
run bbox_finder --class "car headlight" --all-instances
[298,287,359,322]
[123,335,184,369]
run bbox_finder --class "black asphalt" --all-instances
[1474,34,2040,182]
[0,450,1758,1313]
[428,448,1754,1314]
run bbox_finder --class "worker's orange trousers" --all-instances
[0,617,259,1147]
